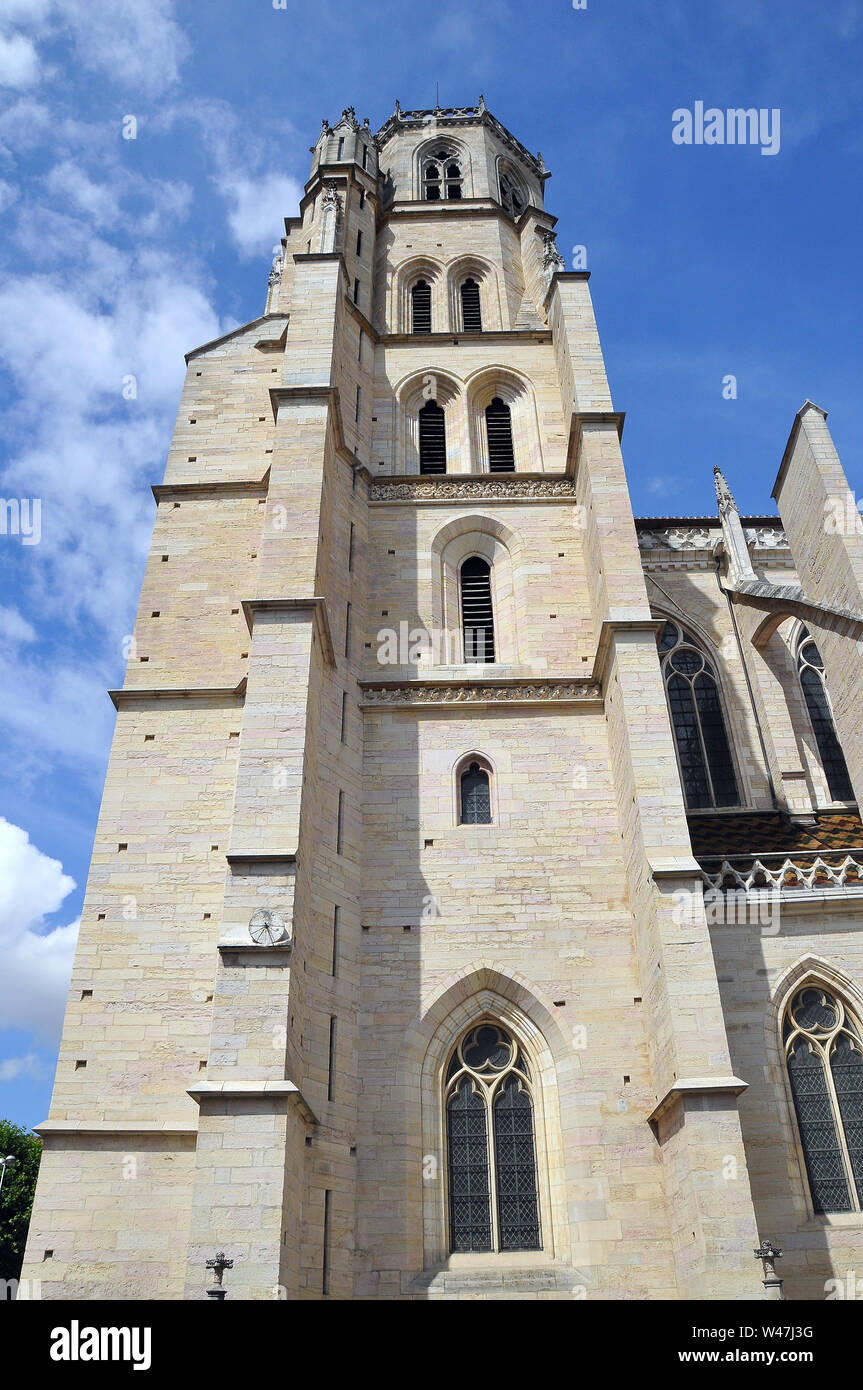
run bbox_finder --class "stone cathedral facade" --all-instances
[22,101,863,1301]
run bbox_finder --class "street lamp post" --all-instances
[0,1155,18,1201]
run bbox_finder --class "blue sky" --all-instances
[0,0,861,1129]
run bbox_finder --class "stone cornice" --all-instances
[591,618,665,686]
[241,597,334,666]
[378,329,552,346]
[34,1120,197,1137]
[187,1080,317,1127]
[369,473,578,504]
[109,679,247,710]
[152,474,270,503]
[647,1077,749,1128]
[566,411,626,476]
[359,677,602,708]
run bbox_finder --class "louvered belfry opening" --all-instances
[411,279,431,333]
[460,278,482,332]
[418,399,447,474]
[485,396,515,472]
[460,556,496,662]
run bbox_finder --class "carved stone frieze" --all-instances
[361,680,601,706]
[370,476,578,502]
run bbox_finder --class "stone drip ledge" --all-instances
[187,1079,317,1126]
[647,1076,749,1129]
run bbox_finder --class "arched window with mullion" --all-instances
[445,1023,541,1253]
[658,620,739,809]
[784,984,863,1213]
[796,627,853,802]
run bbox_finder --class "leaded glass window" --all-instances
[657,620,739,810]
[445,1023,541,1252]
[460,761,491,824]
[784,985,863,1213]
[796,628,853,802]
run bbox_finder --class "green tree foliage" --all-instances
[0,1119,42,1283]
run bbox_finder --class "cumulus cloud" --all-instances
[0,31,39,88]
[0,818,78,1044]
[220,170,304,258]
[0,1053,46,1082]
[0,0,189,98]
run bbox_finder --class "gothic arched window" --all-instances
[460,556,496,662]
[796,628,853,802]
[446,1023,541,1252]
[418,399,447,474]
[658,620,739,810]
[485,397,515,472]
[460,760,492,824]
[499,169,526,218]
[784,984,863,1213]
[460,277,482,332]
[411,279,432,333]
[423,150,462,201]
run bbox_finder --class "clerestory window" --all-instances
[658,620,739,809]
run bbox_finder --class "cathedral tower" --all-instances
[28,100,863,1302]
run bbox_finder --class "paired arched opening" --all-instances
[422,149,463,201]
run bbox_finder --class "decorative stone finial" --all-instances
[477,93,486,113]
[714,465,737,516]
[394,98,401,116]
[540,228,566,277]
[268,254,283,288]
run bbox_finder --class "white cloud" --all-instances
[0,31,39,88]
[55,0,190,96]
[0,1053,45,1082]
[0,606,36,645]
[0,818,78,1044]
[220,170,303,258]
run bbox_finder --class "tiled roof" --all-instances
[689,810,863,859]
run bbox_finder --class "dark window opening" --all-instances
[460,278,482,332]
[460,556,495,662]
[460,762,492,824]
[798,631,854,801]
[485,396,515,472]
[658,621,739,809]
[418,399,446,474]
[411,279,432,334]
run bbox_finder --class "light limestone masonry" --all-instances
[21,101,863,1302]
